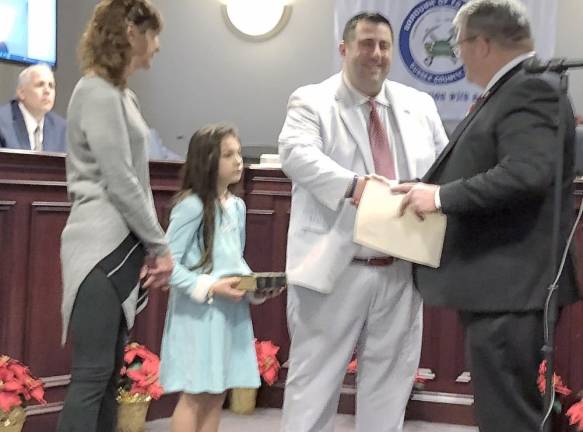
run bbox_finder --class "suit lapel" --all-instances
[385,85,418,178]
[42,116,54,151]
[11,100,30,150]
[423,99,485,181]
[336,80,374,173]
[423,62,526,182]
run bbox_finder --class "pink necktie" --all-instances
[368,99,396,179]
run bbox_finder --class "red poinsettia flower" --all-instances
[0,355,46,413]
[538,360,572,396]
[119,343,163,400]
[255,340,280,386]
[567,399,583,430]
[0,392,21,413]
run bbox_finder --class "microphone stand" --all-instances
[527,58,583,432]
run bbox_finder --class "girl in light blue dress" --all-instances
[160,123,261,432]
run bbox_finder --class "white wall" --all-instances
[0,0,582,156]
[130,0,335,155]
[554,0,583,115]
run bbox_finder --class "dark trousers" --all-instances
[460,311,545,432]
[57,267,127,432]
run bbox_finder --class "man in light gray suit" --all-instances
[278,12,448,432]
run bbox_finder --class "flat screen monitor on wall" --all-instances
[0,0,57,67]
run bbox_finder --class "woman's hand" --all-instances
[141,251,174,291]
[210,277,246,302]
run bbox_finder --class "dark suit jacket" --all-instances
[0,99,66,152]
[414,63,580,312]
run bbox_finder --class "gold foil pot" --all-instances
[229,387,257,415]
[0,407,26,432]
[116,390,151,432]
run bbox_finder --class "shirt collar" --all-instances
[18,102,44,134]
[342,73,390,108]
[483,51,536,94]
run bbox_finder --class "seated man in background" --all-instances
[0,63,66,152]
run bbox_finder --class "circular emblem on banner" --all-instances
[399,0,466,85]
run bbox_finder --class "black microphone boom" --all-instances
[524,57,583,73]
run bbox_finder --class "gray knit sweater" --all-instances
[60,75,169,344]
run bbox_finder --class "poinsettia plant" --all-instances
[538,360,583,431]
[0,355,46,414]
[255,340,280,386]
[346,357,426,390]
[118,343,163,402]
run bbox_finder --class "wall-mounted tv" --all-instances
[0,0,57,67]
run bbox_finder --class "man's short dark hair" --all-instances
[342,12,393,42]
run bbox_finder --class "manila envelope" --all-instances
[354,179,447,268]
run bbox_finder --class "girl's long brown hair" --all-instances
[79,0,162,88]
[175,123,239,273]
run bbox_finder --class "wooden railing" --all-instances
[1,150,581,430]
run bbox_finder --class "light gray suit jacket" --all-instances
[278,73,448,294]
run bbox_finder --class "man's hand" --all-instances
[351,176,367,206]
[351,174,393,207]
[392,182,439,220]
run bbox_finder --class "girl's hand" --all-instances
[254,287,286,300]
[210,277,246,302]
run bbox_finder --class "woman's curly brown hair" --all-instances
[79,0,162,88]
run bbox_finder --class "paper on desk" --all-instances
[354,179,447,268]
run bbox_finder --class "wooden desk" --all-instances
[1,151,581,430]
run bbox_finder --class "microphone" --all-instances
[523,57,583,73]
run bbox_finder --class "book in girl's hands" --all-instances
[234,272,287,293]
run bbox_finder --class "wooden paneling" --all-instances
[2,150,582,431]
[0,151,183,432]
[0,200,17,356]
[244,168,292,362]
[242,167,583,431]
[25,202,71,376]
[420,307,470,395]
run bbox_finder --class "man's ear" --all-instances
[339,40,346,58]
[476,36,490,59]
[15,86,24,102]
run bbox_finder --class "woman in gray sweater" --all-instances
[58,1,173,430]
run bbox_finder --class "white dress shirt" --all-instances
[342,74,410,181]
[18,102,44,151]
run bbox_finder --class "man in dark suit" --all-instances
[394,1,580,431]
[0,63,66,152]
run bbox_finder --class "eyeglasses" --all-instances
[452,35,478,57]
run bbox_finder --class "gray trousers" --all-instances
[282,260,422,432]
